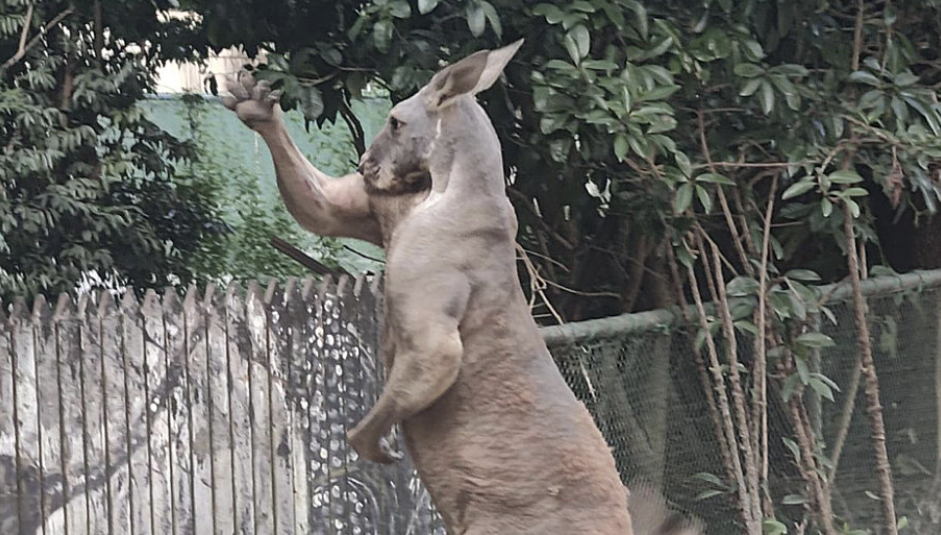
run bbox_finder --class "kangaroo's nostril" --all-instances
[357,163,365,175]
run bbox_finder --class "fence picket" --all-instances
[99,293,132,535]
[55,296,88,535]
[164,289,194,535]
[34,295,65,535]
[282,279,309,535]
[244,281,275,535]
[143,290,173,534]
[78,295,108,535]
[225,284,257,534]
[120,292,152,535]
[304,279,331,534]
[205,286,235,535]
[0,303,20,535]
[265,281,298,534]
[184,287,214,535]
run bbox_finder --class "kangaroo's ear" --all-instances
[424,39,524,111]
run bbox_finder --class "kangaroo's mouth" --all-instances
[362,163,431,196]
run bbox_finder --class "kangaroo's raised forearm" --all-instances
[222,71,381,246]
[254,119,382,246]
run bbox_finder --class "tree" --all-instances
[0,0,227,301]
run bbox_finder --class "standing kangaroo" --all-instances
[224,41,699,535]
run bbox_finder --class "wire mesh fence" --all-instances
[545,270,941,534]
[2,270,941,533]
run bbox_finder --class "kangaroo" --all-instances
[223,42,700,535]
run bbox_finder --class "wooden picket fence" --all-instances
[0,275,443,535]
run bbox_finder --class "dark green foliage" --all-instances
[180,0,941,320]
[0,0,227,300]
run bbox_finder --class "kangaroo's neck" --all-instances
[368,190,430,248]
[429,99,506,199]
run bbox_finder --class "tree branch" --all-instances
[2,6,75,71]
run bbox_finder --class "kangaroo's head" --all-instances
[358,40,523,196]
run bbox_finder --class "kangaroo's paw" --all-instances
[348,426,404,465]
[221,70,282,128]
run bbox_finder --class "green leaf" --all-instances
[373,19,394,52]
[648,115,678,134]
[532,3,565,23]
[758,80,775,115]
[570,0,596,12]
[849,70,882,86]
[675,183,694,213]
[299,86,324,120]
[847,198,861,218]
[693,472,725,486]
[614,134,629,162]
[644,37,674,60]
[696,173,735,185]
[795,332,835,348]
[785,269,821,282]
[695,489,725,500]
[388,0,411,18]
[782,494,809,505]
[842,187,869,197]
[622,0,648,40]
[771,64,809,77]
[734,320,760,336]
[695,184,712,212]
[762,518,788,535]
[569,25,590,60]
[782,437,800,462]
[821,198,833,217]
[733,63,764,78]
[794,355,810,384]
[782,180,815,200]
[739,78,762,97]
[727,276,760,296]
[480,1,502,38]
[741,39,765,61]
[808,376,835,401]
[466,2,486,37]
[418,0,440,14]
[781,374,800,401]
[828,169,864,184]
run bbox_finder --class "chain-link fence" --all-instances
[545,270,941,534]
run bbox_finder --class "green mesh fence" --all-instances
[544,271,941,534]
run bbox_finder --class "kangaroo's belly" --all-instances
[401,345,634,535]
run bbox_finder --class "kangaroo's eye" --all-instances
[389,117,401,131]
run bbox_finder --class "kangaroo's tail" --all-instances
[628,482,705,535]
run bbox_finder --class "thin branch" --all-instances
[692,161,805,170]
[2,6,76,71]
[753,174,778,517]
[270,236,347,277]
[842,200,899,535]
[17,4,34,57]
[697,107,755,273]
[852,0,865,72]
[516,244,565,324]
[684,238,754,530]
[506,187,575,250]
[702,230,762,532]
[665,242,738,489]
